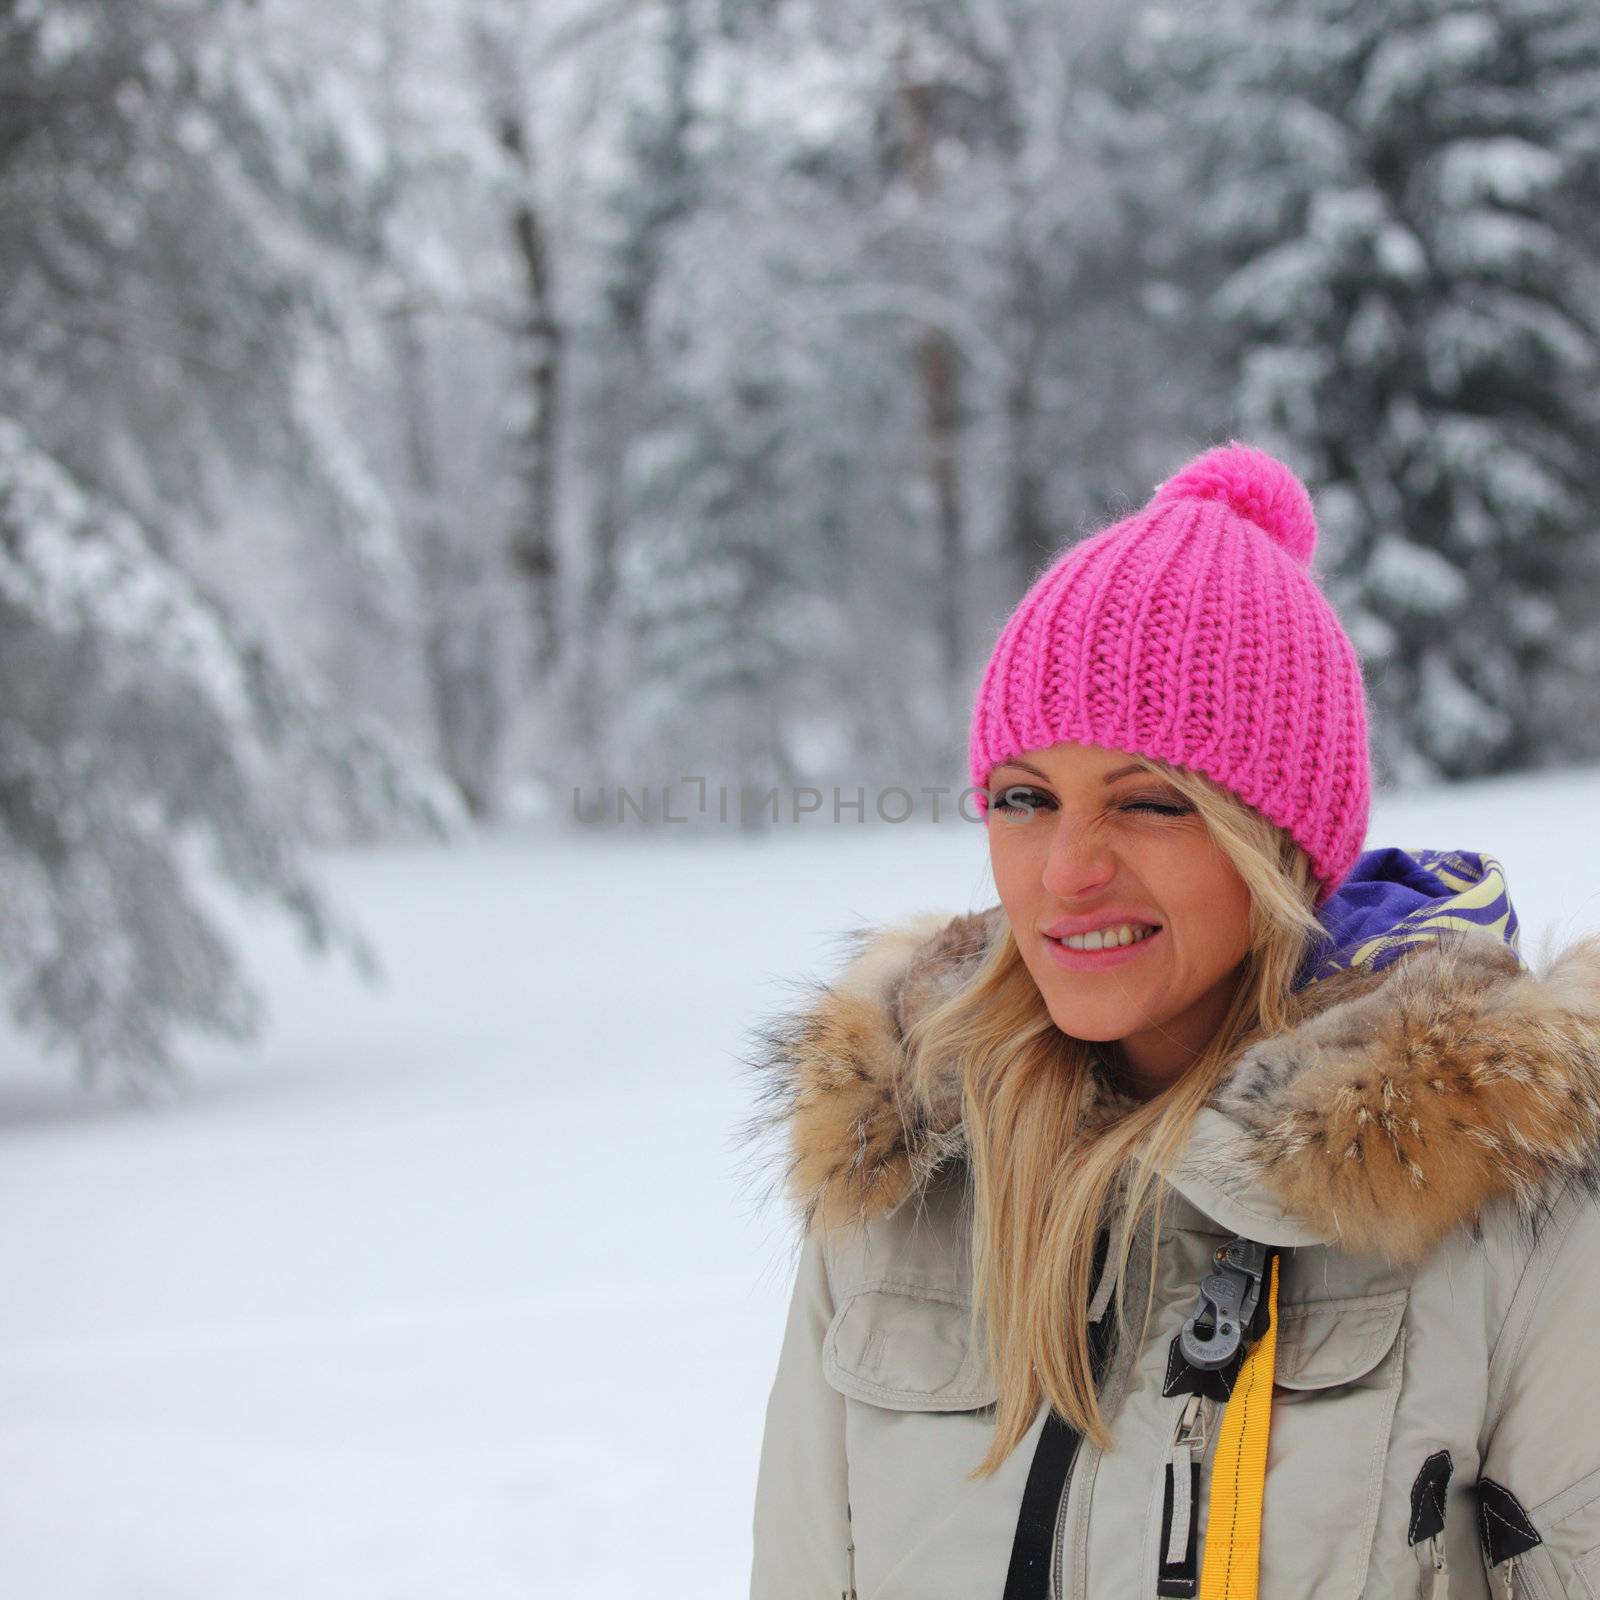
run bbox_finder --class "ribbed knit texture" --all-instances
[968,442,1371,906]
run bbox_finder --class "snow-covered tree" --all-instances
[356,0,530,818]
[1168,0,1600,784]
[584,0,1203,809]
[0,0,460,1086]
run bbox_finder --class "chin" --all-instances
[1043,1003,1132,1044]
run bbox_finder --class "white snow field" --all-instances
[2,769,1598,1597]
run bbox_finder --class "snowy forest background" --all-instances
[6,0,1600,1590]
[4,0,1600,1089]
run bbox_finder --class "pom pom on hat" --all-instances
[1150,440,1318,565]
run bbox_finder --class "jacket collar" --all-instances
[745,849,1600,1264]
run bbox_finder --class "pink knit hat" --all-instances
[968,441,1371,906]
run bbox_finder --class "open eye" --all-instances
[991,785,1053,815]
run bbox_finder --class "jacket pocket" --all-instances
[821,1279,1018,1599]
[1252,1288,1410,1599]
[822,1278,1000,1411]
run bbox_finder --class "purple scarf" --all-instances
[1294,846,1523,993]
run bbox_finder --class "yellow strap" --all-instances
[1197,1252,1280,1600]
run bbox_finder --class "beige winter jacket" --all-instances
[746,906,1600,1599]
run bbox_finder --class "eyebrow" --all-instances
[992,760,1151,785]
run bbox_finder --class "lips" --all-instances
[1042,923,1165,972]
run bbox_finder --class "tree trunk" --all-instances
[893,14,966,708]
[392,311,502,818]
[494,100,564,682]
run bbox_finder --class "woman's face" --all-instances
[986,741,1254,1099]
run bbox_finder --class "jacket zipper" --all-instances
[1052,1227,1131,1599]
[1501,1549,1551,1599]
[1427,1530,1447,1598]
[843,1499,857,1599]
[1497,1550,1559,1599]
[1052,1428,1089,1600]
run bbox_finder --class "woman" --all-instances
[744,443,1600,1599]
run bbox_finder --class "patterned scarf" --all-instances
[1294,846,1524,992]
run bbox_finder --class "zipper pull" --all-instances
[1165,1439,1194,1567]
[1173,1392,1206,1448]
[1158,1394,1207,1595]
[1500,1552,1516,1597]
[1428,1530,1448,1599]
[1168,1394,1205,1564]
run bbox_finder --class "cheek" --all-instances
[988,827,1044,915]
[1162,853,1254,965]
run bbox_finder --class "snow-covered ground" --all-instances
[2,769,1599,1597]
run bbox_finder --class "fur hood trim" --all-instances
[742,892,1600,1266]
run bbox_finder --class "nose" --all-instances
[1040,814,1117,901]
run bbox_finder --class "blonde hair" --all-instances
[902,754,1323,1478]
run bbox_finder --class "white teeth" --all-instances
[1058,923,1158,952]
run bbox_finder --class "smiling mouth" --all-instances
[1042,924,1165,969]
[1048,923,1162,953]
